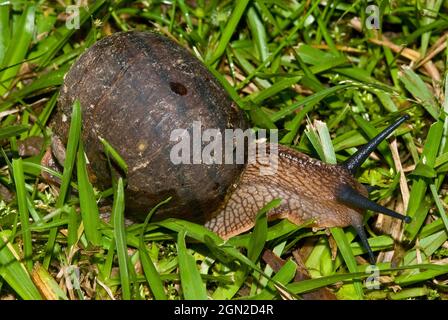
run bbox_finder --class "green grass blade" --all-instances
[0,4,10,66]
[0,125,29,140]
[0,231,42,300]
[139,198,172,300]
[99,137,128,174]
[247,199,281,262]
[247,6,269,62]
[316,121,337,164]
[405,120,444,240]
[12,158,32,272]
[67,206,78,248]
[270,84,352,122]
[177,0,193,30]
[177,230,208,300]
[56,100,82,207]
[288,263,448,295]
[305,122,326,162]
[399,68,439,120]
[32,263,68,300]
[29,92,58,136]
[76,140,101,246]
[419,0,443,56]
[395,268,448,286]
[158,219,295,297]
[0,4,35,95]
[44,100,81,269]
[250,75,302,105]
[113,178,131,300]
[38,1,106,67]
[330,228,364,299]
[253,259,297,299]
[430,183,448,236]
[5,64,69,104]
[404,230,447,265]
[206,0,250,65]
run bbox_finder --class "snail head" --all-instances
[337,114,411,264]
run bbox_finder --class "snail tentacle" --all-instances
[351,220,376,264]
[343,114,410,174]
[336,184,411,223]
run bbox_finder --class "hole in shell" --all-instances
[169,82,188,96]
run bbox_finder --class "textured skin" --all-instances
[205,144,368,239]
[55,32,248,223]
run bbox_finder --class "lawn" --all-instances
[0,0,447,300]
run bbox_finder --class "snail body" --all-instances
[55,31,410,263]
[205,144,368,239]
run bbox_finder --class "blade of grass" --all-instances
[0,4,10,66]
[67,206,78,248]
[29,92,58,136]
[37,1,106,67]
[270,84,352,122]
[76,139,101,246]
[404,230,447,265]
[399,67,439,120]
[247,6,269,62]
[177,0,193,30]
[0,231,42,300]
[177,229,208,300]
[250,75,302,105]
[395,268,448,286]
[330,228,364,299]
[405,120,444,241]
[3,64,69,105]
[430,183,448,234]
[139,198,172,300]
[31,263,68,300]
[247,198,281,262]
[99,137,128,174]
[113,178,131,300]
[206,0,250,65]
[251,259,297,300]
[419,0,443,56]
[0,4,35,95]
[234,0,321,91]
[0,125,29,140]
[12,158,32,272]
[157,218,296,300]
[43,100,81,269]
[56,99,81,207]
[288,263,448,295]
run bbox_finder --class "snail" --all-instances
[53,31,411,264]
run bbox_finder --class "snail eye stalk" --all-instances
[352,223,376,265]
[337,185,412,223]
[337,184,411,265]
[343,114,410,174]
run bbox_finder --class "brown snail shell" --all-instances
[55,31,248,223]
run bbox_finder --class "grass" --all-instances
[0,0,447,300]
